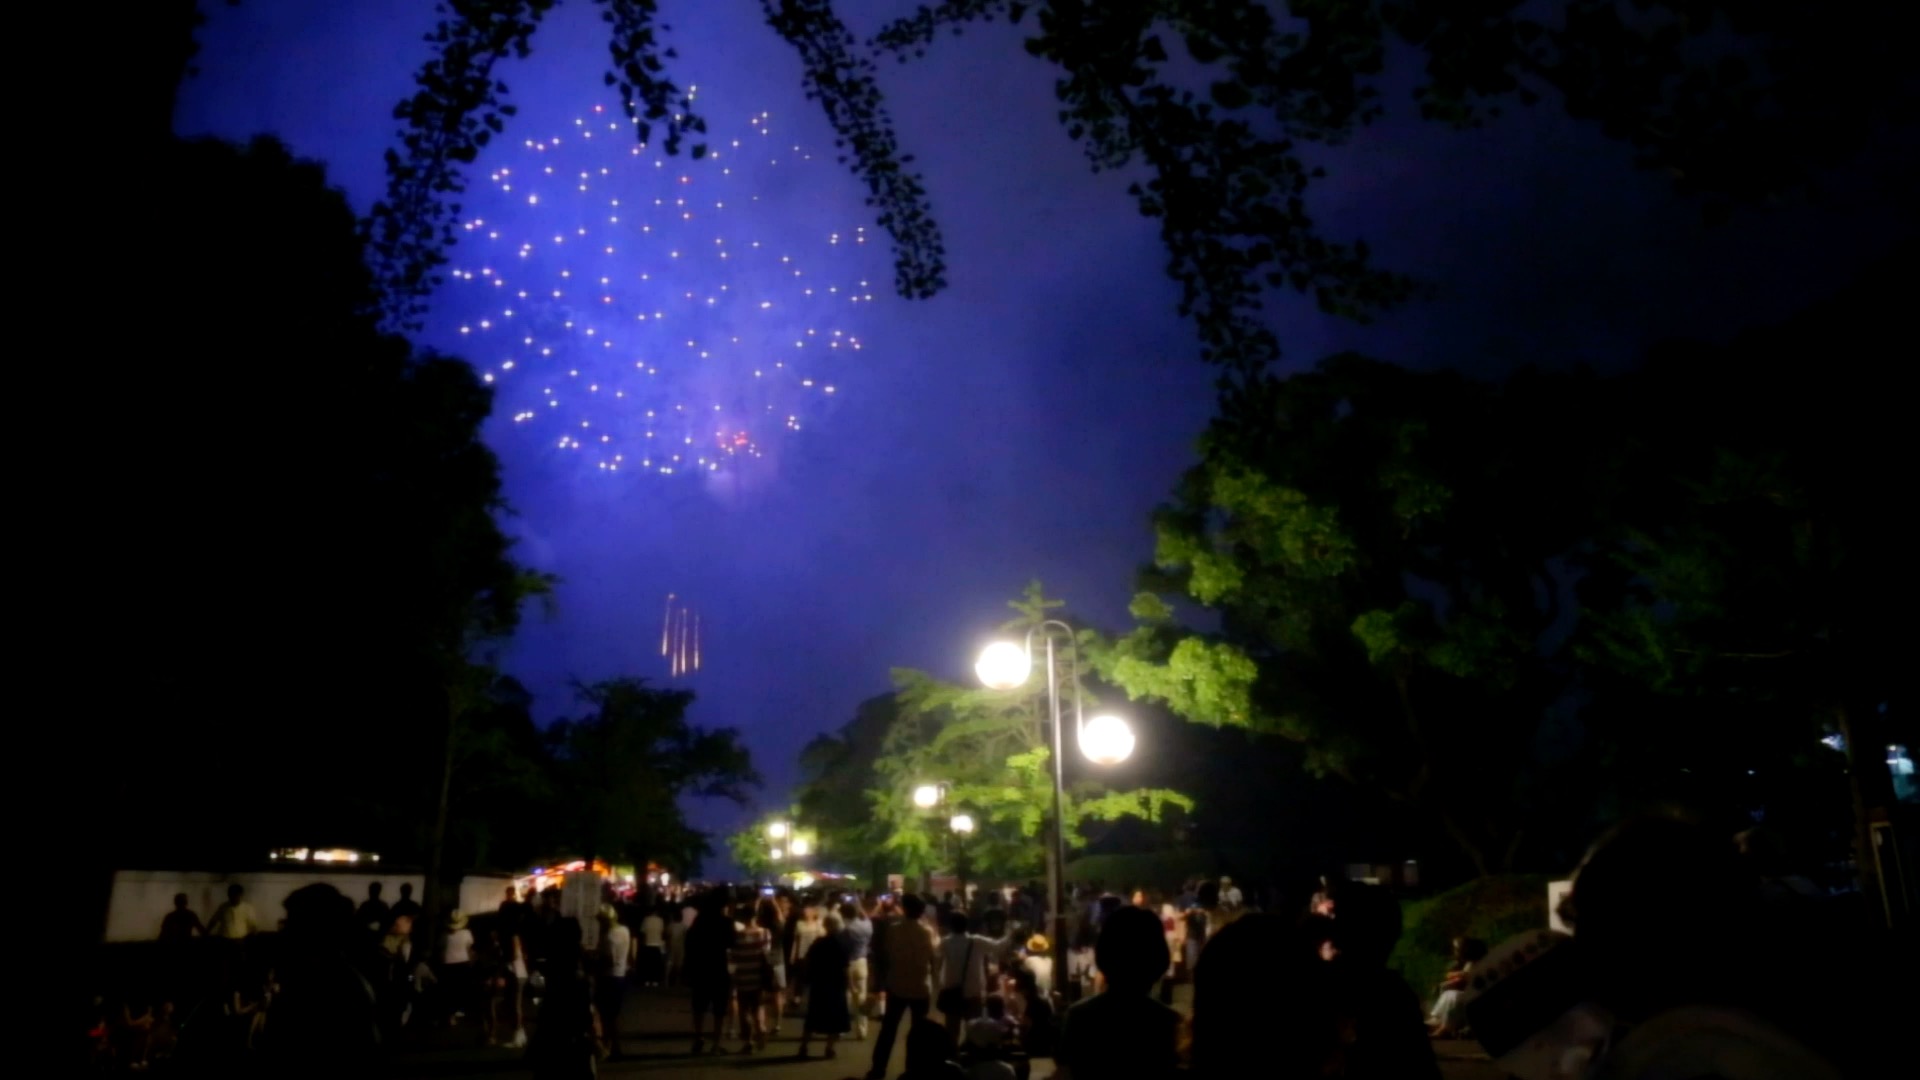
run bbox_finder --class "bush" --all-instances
[1390,874,1552,1009]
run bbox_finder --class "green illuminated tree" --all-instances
[1092,356,1608,875]
[868,584,1195,882]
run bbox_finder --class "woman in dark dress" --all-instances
[797,912,852,1059]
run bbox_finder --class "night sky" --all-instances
[174,1,1914,865]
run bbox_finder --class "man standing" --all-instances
[159,893,204,941]
[839,900,873,1041]
[207,884,257,940]
[937,911,991,1055]
[356,883,391,937]
[867,893,940,1080]
[595,905,633,1059]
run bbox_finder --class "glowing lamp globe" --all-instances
[975,641,1031,691]
[1080,713,1136,765]
[912,784,941,809]
[790,837,811,857]
[950,813,976,834]
[767,821,788,840]
[770,848,784,860]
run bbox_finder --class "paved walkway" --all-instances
[389,985,1503,1079]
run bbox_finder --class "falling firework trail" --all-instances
[661,593,675,657]
[693,613,701,672]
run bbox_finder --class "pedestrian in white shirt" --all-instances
[595,906,633,1058]
[938,911,992,1056]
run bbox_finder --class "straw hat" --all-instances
[1026,933,1050,954]
[447,910,469,931]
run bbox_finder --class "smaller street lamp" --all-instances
[790,836,812,857]
[770,847,784,861]
[912,783,944,809]
[766,821,789,840]
[949,812,975,834]
[1080,714,1137,766]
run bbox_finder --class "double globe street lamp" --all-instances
[975,622,1135,998]
[765,820,810,881]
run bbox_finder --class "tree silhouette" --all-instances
[544,677,761,875]
[365,0,1913,362]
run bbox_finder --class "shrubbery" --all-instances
[1391,874,1552,1008]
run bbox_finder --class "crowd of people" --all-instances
[83,816,1911,1078]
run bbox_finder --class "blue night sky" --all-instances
[174,1,1912,864]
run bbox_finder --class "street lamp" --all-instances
[912,783,944,809]
[789,836,811,857]
[1080,714,1137,766]
[949,812,976,910]
[767,820,789,840]
[975,621,1136,999]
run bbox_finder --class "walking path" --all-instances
[388,985,1503,1079]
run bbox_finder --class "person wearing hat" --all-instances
[1021,934,1054,999]
[596,904,634,1058]
[441,910,475,1027]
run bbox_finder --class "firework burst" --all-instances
[445,98,877,475]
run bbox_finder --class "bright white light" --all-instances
[767,821,788,840]
[770,848,784,860]
[790,837,811,857]
[975,641,1030,691]
[950,813,975,834]
[1080,714,1136,766]
[912,784,941,809]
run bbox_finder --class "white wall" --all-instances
[107,869,428,943]
[459,874,517,920]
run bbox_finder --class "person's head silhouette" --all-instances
[1095,905,1171,995]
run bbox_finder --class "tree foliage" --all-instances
[87,132,547,875]
[871,0,1909,373]
[193,0,1902,363]
[543,677,762,875]
[1097,256,1912,875]
[792,693,904,878]
[863,584,1195,881]
[1095,355,1605,873]
[367,0,945,329]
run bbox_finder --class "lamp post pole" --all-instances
[1037,621,1075,1003]
[976,617,1132,1005]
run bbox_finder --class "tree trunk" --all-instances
[421,685,459,958]
[1837,702,1901,927]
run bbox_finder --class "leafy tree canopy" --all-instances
[543,677,761,875]
[866,584,1194,881]
[1097,255,1912,874]
[367,0,1909,365]
[95,133,546,872]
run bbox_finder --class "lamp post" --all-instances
[908,782,951,895]
[766,820,792,885]
[975,621,1134,1001]
[950,812,975,910]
